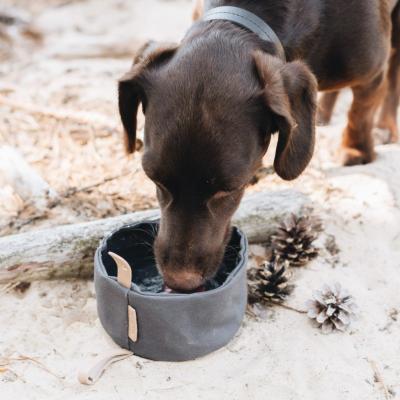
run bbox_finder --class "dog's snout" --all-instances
[154,215,232,292]
[162,270,204,292]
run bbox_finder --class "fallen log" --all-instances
[0,190,310,284]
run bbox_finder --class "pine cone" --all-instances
[306,283,358,333]
[248,258,295,304]
[271,214,322,267]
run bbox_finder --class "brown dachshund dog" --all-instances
[118,0,400,291]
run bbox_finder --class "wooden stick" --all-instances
[0,94,118,131]
[271,302,308,315]
[369,359,391,400]
[51,43,142,60]
[0,190,310,284]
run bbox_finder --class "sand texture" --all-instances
[0,1,399,399]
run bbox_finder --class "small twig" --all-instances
[0,93,117,131]
[1,355,65,380]
[369,359,391,400]
[56,168,138,201]
[0,283,14,294]
[0,167,140,233]
[246,304,257,318]
[0,282,20,295]
[0,366,27,383]
[247,301,308,316]
[0,213,47,234]
[52,47,140,60]
[269,301,308,315]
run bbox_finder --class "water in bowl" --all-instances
[136,270,228,293]
[103,222,242,294]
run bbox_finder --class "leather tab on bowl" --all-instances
[108,251,132,289]
[128,306,138,342]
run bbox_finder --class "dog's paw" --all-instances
[341,146,376,166]
[375,116,399,144]
[374,127,392,144]
[374,127,399,145]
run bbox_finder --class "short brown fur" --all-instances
[118,0,399,290]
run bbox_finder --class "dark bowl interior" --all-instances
[101,222,243,293]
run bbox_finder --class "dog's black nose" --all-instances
[162,270,204,293]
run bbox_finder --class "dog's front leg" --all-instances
[317,91,340,126]
[377,49,400,144]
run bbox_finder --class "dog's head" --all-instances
[118,37,317,291]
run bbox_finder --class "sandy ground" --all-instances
[1,1,400,399]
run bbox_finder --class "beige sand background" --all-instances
[0,1,399,399]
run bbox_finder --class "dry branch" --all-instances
[51,42,143,59]
[0,190,311,284]
[0,93,118,132]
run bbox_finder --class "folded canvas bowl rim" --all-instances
[96,221,248,300]
[94,220,249,362]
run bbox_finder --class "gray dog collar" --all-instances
[203,6,286,61]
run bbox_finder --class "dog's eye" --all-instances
[212,187,244,200]
[212,190,233,200]
[212,183,247,201]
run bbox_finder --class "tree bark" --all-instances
[0,190,310,284]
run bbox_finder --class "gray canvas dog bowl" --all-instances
[94,220,248,362]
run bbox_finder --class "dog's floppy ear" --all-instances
[253,51,317,180]
[118,41,178,153]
